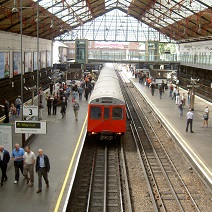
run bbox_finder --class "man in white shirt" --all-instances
[23,146,36,187]
[186,109,194,133]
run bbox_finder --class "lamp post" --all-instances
[188,78,200,111]
[20,0,25,146]
[36,0,40,120]
[20,0,23,120]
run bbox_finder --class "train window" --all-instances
[104,107,110,120]
[90,107,101,119]
[112,107,123,120]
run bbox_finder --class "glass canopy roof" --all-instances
[34,0,211,29]
[0,0,207,42]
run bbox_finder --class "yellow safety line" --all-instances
[54,114,88,212]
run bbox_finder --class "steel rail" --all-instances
[134,88,201,212]
[126,83,184,211]
[116,142,124,212]
[130,123,160,212]
[118,73,160,211]
[86,146,97,212]
[103,145,107,212]
[120,140,133,212]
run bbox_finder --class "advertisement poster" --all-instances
[13,52,21,76]
[33,51,38,71]
[0,52,10,79]
[47,51,51,67]
[24,52,32,73]
[40,51,46,69]
[0,124,13,153]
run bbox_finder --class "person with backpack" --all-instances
[73,100,80,121]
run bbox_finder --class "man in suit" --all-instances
[36,149,50,193]
[0,145,10,186]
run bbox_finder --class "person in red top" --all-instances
[147,77,152,86]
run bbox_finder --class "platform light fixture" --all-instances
[197,24,201,32]
[183,28,186,35]
[50,20,54,28]
[12,0,18,13]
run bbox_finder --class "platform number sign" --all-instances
[23,106,38,117]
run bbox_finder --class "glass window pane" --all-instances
[104,107,110,119]
[112,107,123,120]
[90,107,101,119]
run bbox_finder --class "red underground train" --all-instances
[87,64,126,140]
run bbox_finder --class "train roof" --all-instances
[89,68,125,105]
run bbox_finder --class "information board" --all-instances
[0,124,13,153]
[15,121,47,134]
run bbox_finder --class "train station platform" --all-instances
[0,92,88,212]
[122,70,212,189]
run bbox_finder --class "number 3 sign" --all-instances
[23,106,38,117]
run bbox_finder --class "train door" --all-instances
[103,106,111,130]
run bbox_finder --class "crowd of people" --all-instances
[131,68,210,132]
[0,143,50,193]
[0,71,96,123]
[0,72,98,193]
[42,72,95,120]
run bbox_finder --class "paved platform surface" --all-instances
[0,92,88,212]
[122,70,212,187]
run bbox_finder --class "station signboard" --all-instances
[23,105,38,117]
[15,121,47,134]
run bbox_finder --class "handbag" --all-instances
[203,114,208,119]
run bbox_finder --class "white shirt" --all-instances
[24,151,36,165]
[186,111,193,120]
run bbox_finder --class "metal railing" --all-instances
[87,51,212,66]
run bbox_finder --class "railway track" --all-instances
[119,71,211,211]
[67,70,211,212]
[67,139,132,212]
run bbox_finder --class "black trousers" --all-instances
[186,119,193,132]
[53,106,57,115]
[3,112,9,123]
[14,161,23,181]
[47,106,51,115]
[0,163,8,183]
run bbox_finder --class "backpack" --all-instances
[74,103,79,110]
[16,98,21,105]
